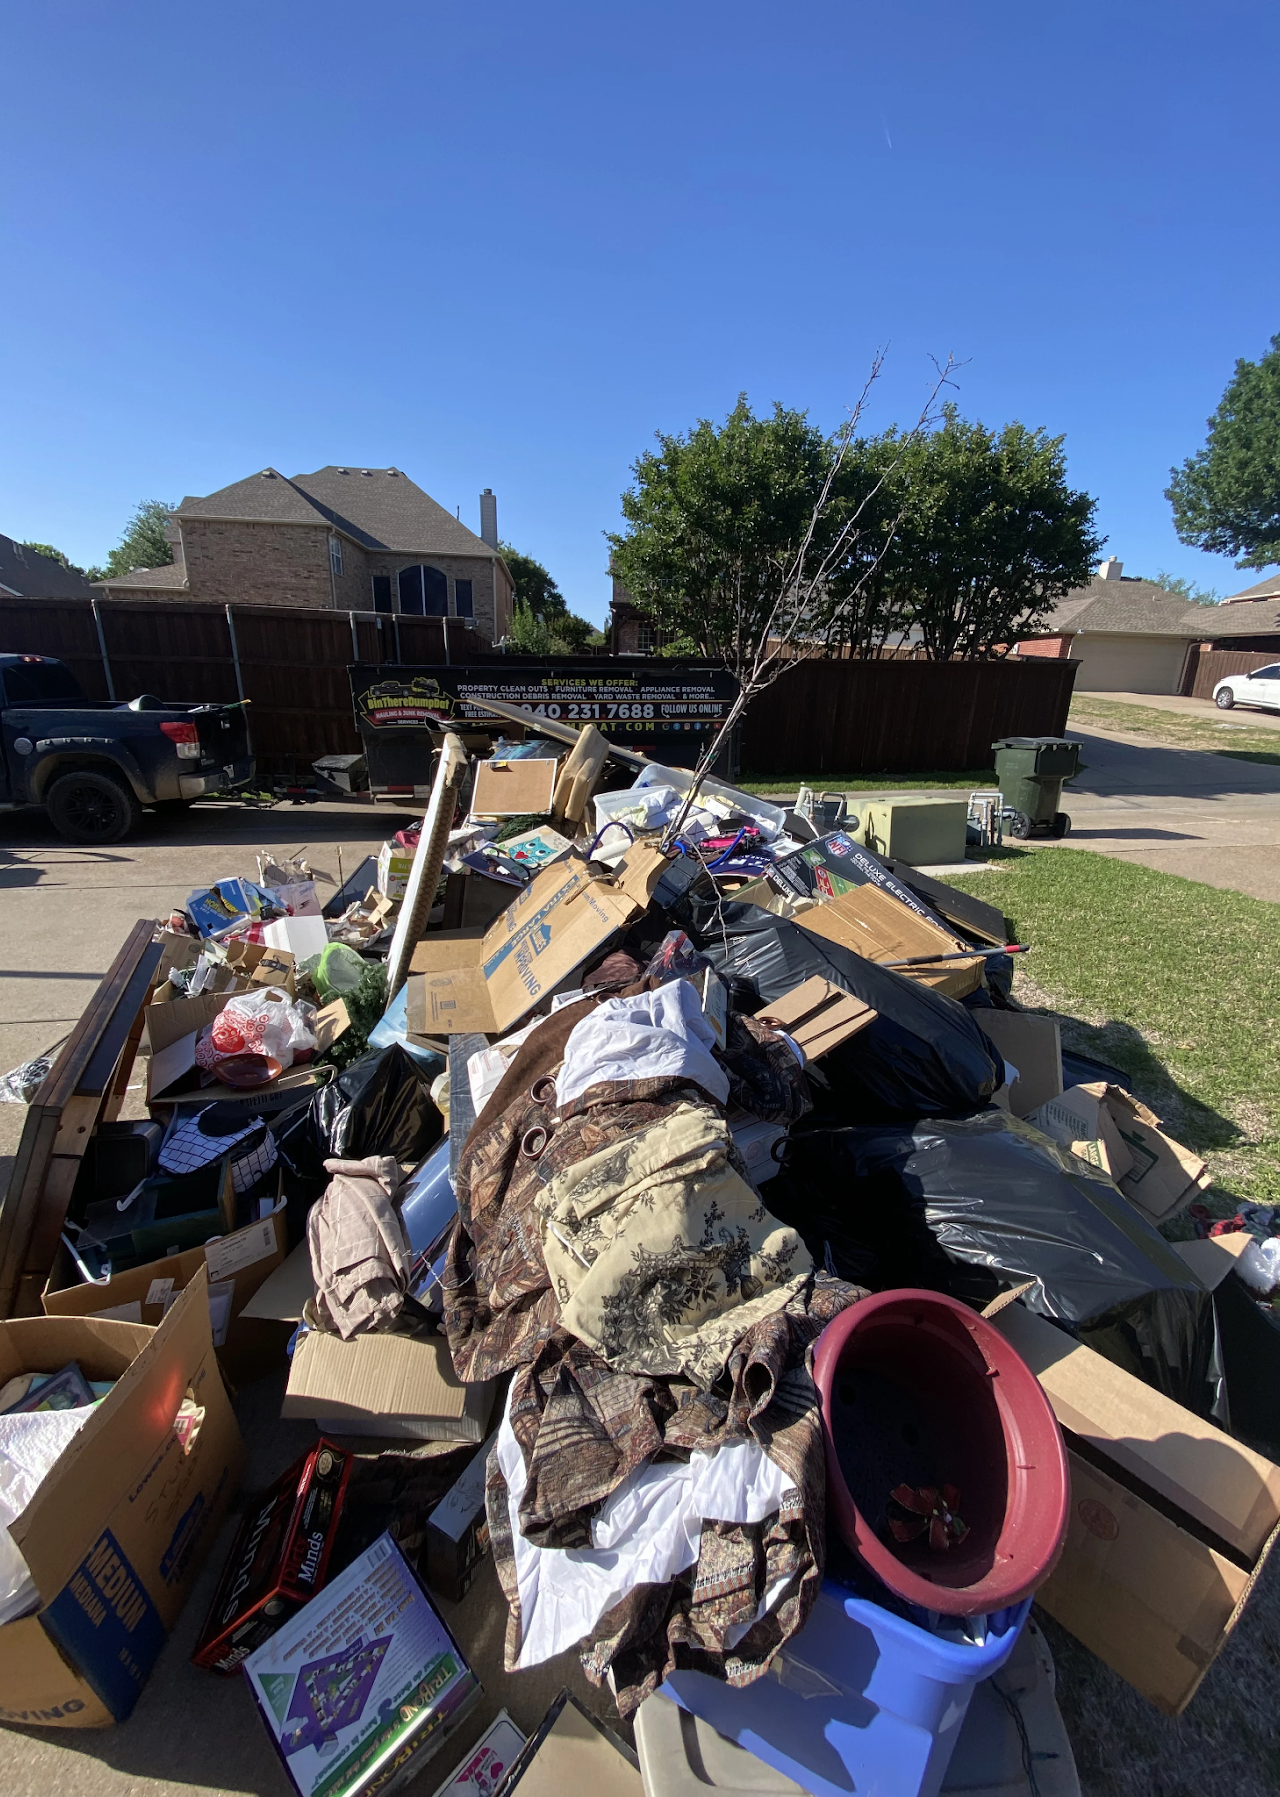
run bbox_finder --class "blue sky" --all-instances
[3,0,1277,623]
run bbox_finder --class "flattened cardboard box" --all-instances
[42,1208,291,1387]
[991,1301,1280,1714]
[501,1690,642,1797]
[407,846,669,1036]
[0,1269,246,1729]
[283,1331,495,1443]
[1027,1082,1211,1223]
[795,883,985,999]
[972,1010,1063,1118]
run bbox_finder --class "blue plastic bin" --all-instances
[662,1583,1031,1797]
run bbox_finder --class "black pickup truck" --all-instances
[0,654,254,843]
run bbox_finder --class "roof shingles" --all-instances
[173,465,494,557]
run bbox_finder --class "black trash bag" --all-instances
[770,1109,1223,1419]
[278,1045,444,1240]
[675,896,1001,1123]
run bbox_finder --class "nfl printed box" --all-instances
[0,1268,246,1728]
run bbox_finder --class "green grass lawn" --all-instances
[1069,694,1280,766]
[948,846,1280,1211]
[737,768,996,795]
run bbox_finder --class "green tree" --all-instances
[23,541,83,572]
[505,600,598,655]
[1167,335,1280,570]
[608,396,839,675]
[873,405,1102,660]
[93,499,175,581]
[1141,570,1221,605]
[499,542,597,651]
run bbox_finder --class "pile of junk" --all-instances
[2,709,1278,1797]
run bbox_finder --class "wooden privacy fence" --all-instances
[0,598,490,777]
[1182,647,1280,701]
[741,655,1080,774]
[4,598,1080,778]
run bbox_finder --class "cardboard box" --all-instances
[424,1431,497,1601]
[1026,1082,1211,1223]
[406,845,669,1036]
[753,976,877,1060]
[144,990,337,1111]
[0,1270,246,1728]
[768,830,951,926]
[282,1331,495,1443]
[224,941,297,997]
[795,883,985,999]
[43,1208,291,1387]
[971,1010,1063,1117]
[377,841,416,900]
[500,1690,642,1796]
[432,1711,526,1797]
[243,1532,480,1797]
[991,1301,1280,1714]
[192,1439,353,1672]
[470,755,559,819]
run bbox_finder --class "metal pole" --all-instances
[393,614,402,664]
[349,611,359,661]
[224,604,251,751]
[442,615,451,666]
[90,598,116,700]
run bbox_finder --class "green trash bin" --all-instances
[991,737,1081,838]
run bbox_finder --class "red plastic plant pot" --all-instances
[813,1290,1069,1616]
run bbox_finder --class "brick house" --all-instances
[1014,559,1204,692]
[94,467,514,643]
[608,567,670,653]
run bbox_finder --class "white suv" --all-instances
[1214,664,1280,712]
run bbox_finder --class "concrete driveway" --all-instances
[0,797,419,1199]
[1051,725,1280,900]
[1075,688,1280,728]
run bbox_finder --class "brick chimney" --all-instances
[1097,557,1124,581]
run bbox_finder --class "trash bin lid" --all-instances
[991,737,1073,749]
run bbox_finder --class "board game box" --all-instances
[193,1439,352,1672]
[244,1532,480,1797]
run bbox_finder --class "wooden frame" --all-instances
[0,918,161,1318]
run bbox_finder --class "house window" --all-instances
[423,567,447,616]
[635,622,655,654]
[329,536,344,577]
[398,565,424,614]
[396,564,448,616]
[454,578,474,619]
[371,575,392,614]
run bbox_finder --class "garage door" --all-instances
[1070,635,1191,694]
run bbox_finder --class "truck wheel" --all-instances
[46,769,143,844]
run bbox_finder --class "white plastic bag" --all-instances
[205,987,317,1071]
[0,1409,96,1625]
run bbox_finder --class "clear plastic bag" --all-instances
[204,986,317,1070]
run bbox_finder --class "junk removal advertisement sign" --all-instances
[348,665,739,744]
